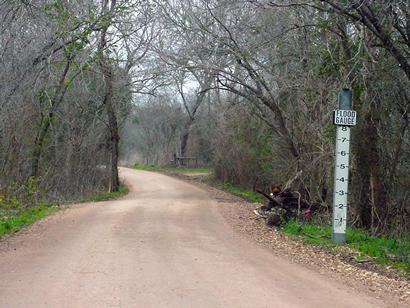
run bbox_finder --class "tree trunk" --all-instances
[180,120,193,159]
[104,68,120,192]
[31,116,52,178]
[366,115,387,234]
[30,59,71,178]
[98,0,119,192]
[179,79,209,161]
[353,98,387,232]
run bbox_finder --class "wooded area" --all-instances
[0,0,409,237]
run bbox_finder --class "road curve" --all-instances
[0,168,385,307]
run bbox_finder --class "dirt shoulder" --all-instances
[159,170,410,305]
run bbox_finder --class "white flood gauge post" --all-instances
[332,89,357,244]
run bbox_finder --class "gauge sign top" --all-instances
[334,109,357,126]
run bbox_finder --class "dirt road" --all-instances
[0,168,387,307]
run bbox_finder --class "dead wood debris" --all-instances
[253,181,319,228]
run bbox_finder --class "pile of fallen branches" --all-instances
[253,177,319,228]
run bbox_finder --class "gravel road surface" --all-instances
[0,168,389,307]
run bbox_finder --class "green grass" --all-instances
[0,184,129,239]
[283,219,410,276]
[131,163,163,171]
[130,163,211,175]
[0,204,58,238]
[82,184,129,202]
[202,176,265,203]
[219,182,265,203]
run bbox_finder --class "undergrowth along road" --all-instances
[0,184,129,240]
[131,163,211,175]
[0,204,58,238]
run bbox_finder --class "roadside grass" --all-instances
[0,184,129,239]
[283,219,410,277]
[208,180,265,204]
[131,163,211,175]
[0,204,58,238]
[81,184,129,202]
[221,183,265,203]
